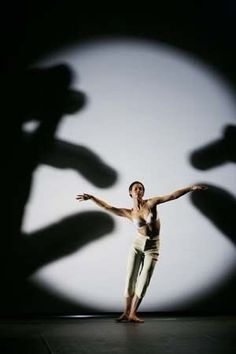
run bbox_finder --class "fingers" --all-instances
[76,194,85,201]
[196,185,208,191]
[76,193,91,201]
[192,185,209,192]
[198,185,208,190]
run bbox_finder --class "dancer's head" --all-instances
[129,181,145,199]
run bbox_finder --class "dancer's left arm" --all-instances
[147,185,207,207]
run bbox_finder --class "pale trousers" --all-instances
[124,234,160,299]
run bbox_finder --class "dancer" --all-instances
[76,181,207,323]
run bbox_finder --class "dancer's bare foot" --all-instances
[116,313,129,322]
[128,314,144,323]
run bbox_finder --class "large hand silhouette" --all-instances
[189,125,236,313]
[2,64,117,316]
[190,125,236,243]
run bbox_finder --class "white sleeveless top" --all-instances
[132,209,157,229]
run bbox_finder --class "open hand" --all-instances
[76,193,92,201]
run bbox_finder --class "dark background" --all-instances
[1,1,236,317]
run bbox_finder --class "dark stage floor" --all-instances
[0,316,235,354]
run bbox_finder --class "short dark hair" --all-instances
[129,181,145,197]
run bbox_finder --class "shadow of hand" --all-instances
[9,212,115,279]
[189,124,236,313]
[3,63,117,315]
[189,125,236,238]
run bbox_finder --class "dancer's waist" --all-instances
[137,232,159,240]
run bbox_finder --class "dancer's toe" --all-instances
[115,313,129,322]
[128,315,144,323]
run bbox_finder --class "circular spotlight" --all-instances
[24,38,236,311]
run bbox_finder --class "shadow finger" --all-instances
[12,211,115,278]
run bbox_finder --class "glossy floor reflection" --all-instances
[0,316,235,354]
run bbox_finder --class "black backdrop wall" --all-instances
[2,1,236,317]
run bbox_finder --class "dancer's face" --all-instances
[130,183,144,199]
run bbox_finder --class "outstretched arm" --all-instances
[148,185,207,207]
[76,193,131,219]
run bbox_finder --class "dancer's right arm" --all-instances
[76,194,131,219]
